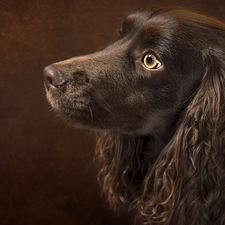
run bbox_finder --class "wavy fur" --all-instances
[95,9,225,225]
[45,7,225,225]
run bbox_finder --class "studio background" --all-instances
[0,0,224,224]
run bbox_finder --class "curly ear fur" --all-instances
[137,51,225,224]
[95,50,225,224]
[95,132,150,210]
[95,131,169,210]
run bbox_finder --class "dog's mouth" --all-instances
[44,65,96,128]
[45,91,97,130]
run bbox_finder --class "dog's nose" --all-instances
[43,65,68,90]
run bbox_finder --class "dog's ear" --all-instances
[95,131,144,211]
[137,49,225,224]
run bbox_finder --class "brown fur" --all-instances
[44,7,225,225]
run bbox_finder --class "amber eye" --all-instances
[143,54,161,69]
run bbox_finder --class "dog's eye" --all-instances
[143,54,161,69]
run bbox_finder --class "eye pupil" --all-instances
[147,55,153,64]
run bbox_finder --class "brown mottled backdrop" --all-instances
[0,0,224,224]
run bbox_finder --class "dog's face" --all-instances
[44,9,213,135]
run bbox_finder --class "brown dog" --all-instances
[44,7,225,225]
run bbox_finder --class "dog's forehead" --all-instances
[123,11,175,28]
[122,11,177,40]
[122,12,175,48]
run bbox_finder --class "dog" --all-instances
[44,7,225,225]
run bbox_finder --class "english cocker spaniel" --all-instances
[44,7,225,225]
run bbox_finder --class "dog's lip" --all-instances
[46,93,90,115]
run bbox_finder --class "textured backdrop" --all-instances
[0,0,224,224]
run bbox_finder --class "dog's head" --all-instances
[44,7,225,136]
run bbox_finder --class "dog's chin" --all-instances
[47,99,91,129]
[60,115,92,130]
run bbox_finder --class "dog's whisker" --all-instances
[67,111,75,118]
[103,106,113,114]
[55,113,60,118]
[103,99,111,108]
[89,107,94,124]
[48,108,54,113]
[95,115,105,128]
[102,100,113,114]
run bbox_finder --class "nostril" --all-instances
[43,65,68,89]
[46,75,53,86]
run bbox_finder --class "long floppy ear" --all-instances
[95,131,143,211]
[95,131,160,212]
[137,50,225,224]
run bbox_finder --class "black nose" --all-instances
[43,65,68,90]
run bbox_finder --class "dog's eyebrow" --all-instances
[142,25,162,39]
[120,12,150,35]
[135,25,164,49]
